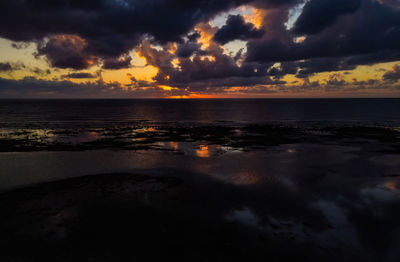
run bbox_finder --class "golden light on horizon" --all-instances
[101,65,159,85]
[167,94,220,99]
[158,85,177,91]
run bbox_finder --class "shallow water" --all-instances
[1,142,400,260]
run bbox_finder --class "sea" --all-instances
[1,98,400,128]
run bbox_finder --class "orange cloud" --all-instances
[195,23,218,49]
[294,36,306,43]
[243,7,264,29]
[199,55,216,62]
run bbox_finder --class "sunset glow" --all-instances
[0,0,399,98]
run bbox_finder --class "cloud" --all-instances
[213,15,264,44]
[246,0,400,66]
[0,0,256,69]
[0,62,52,76]
[296,57,357,77]
[35,34,97,69]
[0,0,400,97]
[31,67,51,76]
[61,72,97,79]
[136,37,275,92]
[251,0,301,8]
[0,62,13,72]
[292,0,362,35]
[0,62,25,72]
[102,56,132,69]
[383,64,400,82]
[0,72,399,98]
[0,76,172,98]
[176,42,201,58]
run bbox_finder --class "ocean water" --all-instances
[1,98,400,128]
[1,99,400,261]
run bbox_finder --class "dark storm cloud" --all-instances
[266,61,298,80]
[176,42,201,58]
[246,0,400,65]
[0,0,256,69]
[102,56,132,70]
[35,35,97,70]
[293,0,362,35]
[296,57,357,77]
[0,63,13,72]
[383,64,400,82]
[213,15,264,44]
[251,0,301,8]
[61,72,97,79]
[346,51,400,67]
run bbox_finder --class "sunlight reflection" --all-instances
[384,180,399,192]
[134,127,157,133]
[169,142,179,151]
[196,145,210,158]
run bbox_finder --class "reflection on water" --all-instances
[287,148,296,154]
[227,207,259,227]
[169,142,179,151]
[134,127,157,134]
[132,137,147,142]
[385,180,400,192]
[0,142,400,260]
[1,133,400,260]
[196,145,210,158]
[0,128,105,144]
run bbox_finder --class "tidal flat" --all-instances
[1,123,400,261]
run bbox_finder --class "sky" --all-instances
[0,0,400,98]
